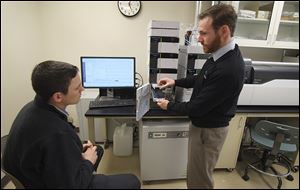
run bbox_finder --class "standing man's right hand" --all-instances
[157,78,175,89]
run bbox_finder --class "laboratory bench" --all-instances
[85,105,299,181]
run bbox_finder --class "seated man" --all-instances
[3,60,140,189]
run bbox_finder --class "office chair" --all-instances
[241,120,299,189]
[1,135,25,189]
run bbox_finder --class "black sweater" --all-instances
[168,44,245,128]
[3,96,95,188]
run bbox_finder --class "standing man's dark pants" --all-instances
[187,123,229,189]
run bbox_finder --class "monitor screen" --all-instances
[81,57,135,88]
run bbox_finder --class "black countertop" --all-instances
[85,106,299,117]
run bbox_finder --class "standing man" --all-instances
[157,4,245,189]
[3,60,140,189]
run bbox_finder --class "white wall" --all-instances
[2,1,290,136]
[1,1,43,135]
[1,1,195,135]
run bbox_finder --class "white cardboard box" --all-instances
[147,28,179,37]
[157,73,177,80]
[194,59,206,69]
[157,58,178,69]
[158,42,179,54]
[187,45,204,54]
[148,20,180,29]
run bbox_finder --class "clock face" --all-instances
[118,1,141,17]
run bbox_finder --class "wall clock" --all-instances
[118,1,141,17]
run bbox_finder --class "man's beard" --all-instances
[203,34,221,53]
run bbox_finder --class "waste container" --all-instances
[113,123,133,156]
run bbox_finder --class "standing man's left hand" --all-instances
[156,99,169,110]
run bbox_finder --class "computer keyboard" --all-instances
[89,99,136,109]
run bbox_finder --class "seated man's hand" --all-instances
[82,146,98,165]
[83,140,93,152]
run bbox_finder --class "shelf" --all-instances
[238,17,270,24]
[280,20,299,26]
[197,2,299,50]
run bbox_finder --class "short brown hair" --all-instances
[31,60,79,101]
[198,4,237,37]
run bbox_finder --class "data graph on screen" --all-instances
[81,57,135,88]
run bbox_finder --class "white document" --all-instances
[136,83,151,121]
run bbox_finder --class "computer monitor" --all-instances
[81,57,135,88]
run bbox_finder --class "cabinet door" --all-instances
[232,1,277,48]
[215,114,247,169]
[272,1,299,49]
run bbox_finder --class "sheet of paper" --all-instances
[136,83,151,121]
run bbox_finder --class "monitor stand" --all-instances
[98,88,136,99]
[95,89,116,101]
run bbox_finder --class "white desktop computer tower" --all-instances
[139,119,189,181]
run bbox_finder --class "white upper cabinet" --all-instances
[199,1,299,49]
[272,1,299,49]
[231,1,299,49]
